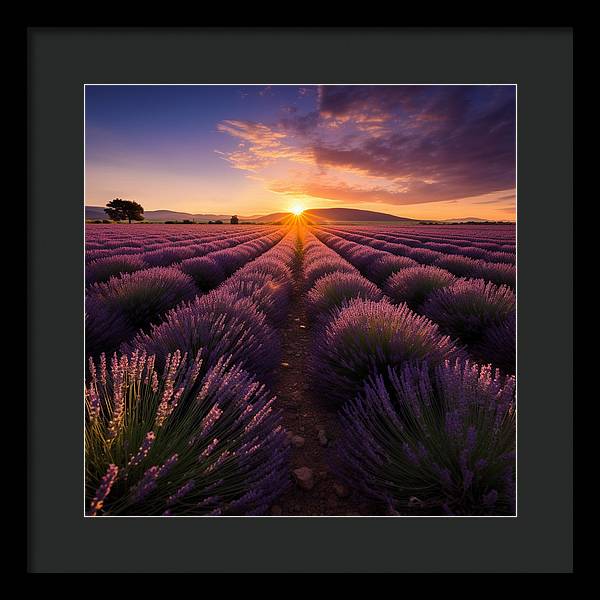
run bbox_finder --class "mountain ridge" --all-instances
[85,206,260,222]
[86,206,418,223]
[85,205,511,224]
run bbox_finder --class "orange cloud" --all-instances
[216,85,516,211]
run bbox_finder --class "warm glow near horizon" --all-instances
[85,85,516,221]
[290,204,305,216]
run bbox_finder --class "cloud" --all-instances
[258,85,273,97]
[215,119,312,171]
[474,199,507,205]
[216,85,516,206]
[269,179,416,204]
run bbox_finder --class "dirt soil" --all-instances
[270,253,385,516]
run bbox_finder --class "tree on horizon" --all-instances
[230,215,239,224]
[105,199,144,224]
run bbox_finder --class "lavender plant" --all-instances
[306,272,383,320]
[86,267,197,357]
[337,359,516,515]
[179,256,227,291]
[86,350,289,515]
[434,254,481,278]
[422,278,516,345]
[312,298,461,404]
[435,254,515,288]
[143,246,198,267]
[124,289,279,381]
[304,257,356,289]
[406,247,443,265]
[220,270,292,326]
[475,312,516,375]
[242,257,294,284]
[384,265,457,310]
[86,254,148,286]
[475,261,516,288]
[369,255,419,284]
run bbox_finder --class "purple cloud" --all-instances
[217,85,516,206]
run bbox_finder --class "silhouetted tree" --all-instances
[230,215,239,224]
[104,198,144,224]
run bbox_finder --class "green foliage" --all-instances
[86,350,288,515]
[105,198,145,223]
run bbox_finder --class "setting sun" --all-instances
[290,205,304,216]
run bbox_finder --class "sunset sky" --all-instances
[85,85,516,220]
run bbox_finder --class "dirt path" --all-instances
[270,245,384,516]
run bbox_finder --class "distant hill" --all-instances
[86,206,112,220]
[253,207,417,224]
[85,206,257,222]
[87,205,509,225]
[86,205,417,224]
[305,208,416,223]
[251,212,292,223]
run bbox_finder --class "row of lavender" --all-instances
[319,226,515,286]
[86,223,271,254]
[300,230,516,515]
[86,225,279,284]
[328,224,516,256]
[86,228,289,357]
[85,229,299,515]
[312,227,515,375]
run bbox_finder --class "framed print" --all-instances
[28,27,573,573]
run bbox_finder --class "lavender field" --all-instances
[85,221,516,517]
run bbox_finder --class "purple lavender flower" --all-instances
[86,267,197,357]
[179,256,227,291]
[123,289,279,380]
[166,480,196,507]
[422,278,515,346]
[86,254,148,286]
[88,464,119,516]
[434,254,481,278]
[385,265,457,310]
[336,358,516,515]
[475,312,516,374]
[311,298,461,405]
[127,431,156,468]
[482,489,498,507]
[143,246,197,267]
[369,255,419,284]
[220,270,291,326]
[86,349,290,516]
[306,272,383,320]
[304,257,357,289]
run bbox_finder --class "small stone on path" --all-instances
[317,429,328,446]
[333,482,350,498]
[291,435,305,448]
[293,467,315,491]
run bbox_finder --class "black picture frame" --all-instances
[27,27,573,573]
